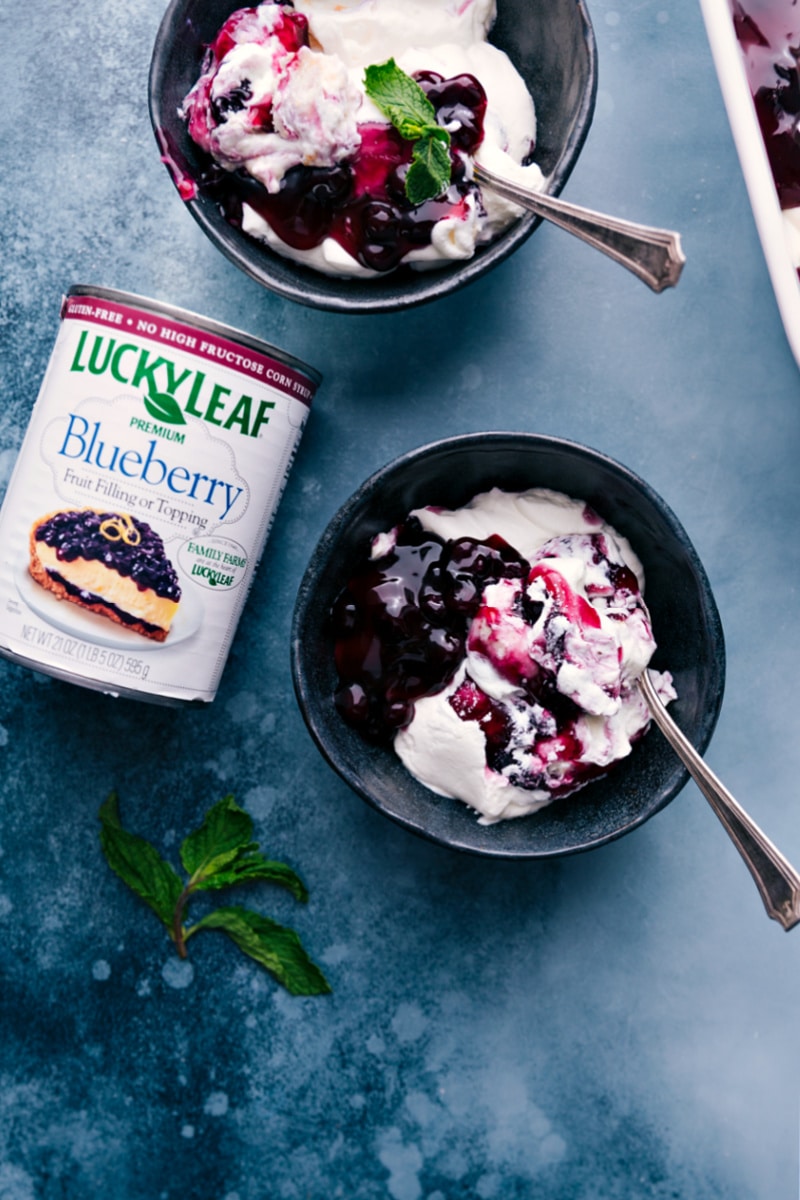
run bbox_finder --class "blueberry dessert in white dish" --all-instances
[730,0,800,268]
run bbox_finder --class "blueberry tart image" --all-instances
[28,508,182,642]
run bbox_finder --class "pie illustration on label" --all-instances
[28,508,182,642]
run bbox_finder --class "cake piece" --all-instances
[29,508,181,642]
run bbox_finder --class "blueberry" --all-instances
[361,202,398,243]
[210,79,253,123]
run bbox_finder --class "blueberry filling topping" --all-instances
[35,510,181,602]
[331,518,529,742]
[332,521,652,799]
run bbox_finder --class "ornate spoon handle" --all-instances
[474,164,686,293]
[639,670,800,930]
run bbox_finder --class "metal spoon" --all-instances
[638,669,800,930]
[474,163,686,293]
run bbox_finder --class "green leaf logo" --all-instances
[143,384,187,426]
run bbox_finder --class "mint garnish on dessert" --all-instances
[364,58,452,205]
[99,793,331,996]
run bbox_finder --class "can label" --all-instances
[0,288,319,703]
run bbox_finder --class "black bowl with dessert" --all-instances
[291,433,725,858]
[149,0,596,313]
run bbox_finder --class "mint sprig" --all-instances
[364,58,452,205]
[99,793,330,996]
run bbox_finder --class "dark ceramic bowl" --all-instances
[148,0,597,313]
[291,433,726,858]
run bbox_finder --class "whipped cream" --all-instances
[182,0,544,276]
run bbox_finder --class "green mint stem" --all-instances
[172,885,193,958]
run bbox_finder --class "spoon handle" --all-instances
[474,164,686,293]
[639,671,800,930]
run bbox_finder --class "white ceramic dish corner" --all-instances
[700,0,800,370]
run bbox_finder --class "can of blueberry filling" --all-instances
[0,286,320,704]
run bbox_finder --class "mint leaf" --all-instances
[191,906,331,996]
[99,793,183,930]
[179,794,255,882]
[406,135,453,206]
[98,793,331,995]
[192,853,309,902]
[364,58,438,139]
[364,58,452,203]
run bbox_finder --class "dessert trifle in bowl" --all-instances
[291,433,726,858]
[148,0,596,312]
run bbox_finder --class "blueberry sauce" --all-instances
[186,2,489,274]
[447,674,608,794]
[222,103,483,274]
[332,522,649,801]
[731,0,800,209]
[35,510,181,601]
[331,518,528,741]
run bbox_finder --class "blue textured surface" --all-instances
[2,2,800,1198]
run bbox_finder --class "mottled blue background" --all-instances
[2,1,800,1197]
